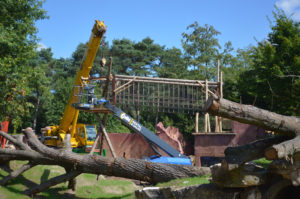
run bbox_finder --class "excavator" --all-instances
[42,20,106,148]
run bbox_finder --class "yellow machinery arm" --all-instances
[59,20,106,135]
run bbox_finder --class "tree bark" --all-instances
[265,136,300,160]
[205,97,300,160]
[24,128,208,183]
[204,97,300,136]
[224,136,289,164]
[0,163,35,185]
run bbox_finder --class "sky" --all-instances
[36,0,300,59]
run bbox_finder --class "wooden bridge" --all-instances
[109,75,219,114]
[74,72,223,133]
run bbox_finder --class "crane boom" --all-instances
[59,20,106,134]
[103,102,187,158]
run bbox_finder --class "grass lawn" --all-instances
[156,175,211,188]
[0,161,136,199]
[0,161,212,198]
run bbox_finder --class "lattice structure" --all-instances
[111,75,218,114]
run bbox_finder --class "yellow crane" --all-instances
[42,20,106,148]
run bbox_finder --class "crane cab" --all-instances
[75,124,97,148]
[42,124,97,150]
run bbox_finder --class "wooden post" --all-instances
[96,114,116,158]
[89,134,100,155]
[112,74,116,105]
[195,112,198,133]
[215,60,220,132]
[219,72,223,132]
[204,79,211,133]
[204,80,208,133]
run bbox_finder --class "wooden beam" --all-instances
[195,112,199,133]
[96,114,116,158]
[219,72,223,132]
[113,77,137,93]
[215,60,220,132]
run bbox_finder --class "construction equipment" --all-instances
[73,93,192,165]
[42,20,106,148]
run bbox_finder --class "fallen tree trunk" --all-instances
[204,97,300,136]
[224,135,289,164]
[204,97,300,161]
[0,128,209,196]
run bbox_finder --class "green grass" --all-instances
[0,161,136,199]
[155,175,211,188]
[0,161,214,198]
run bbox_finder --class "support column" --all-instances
[205,79,211,133]
[195,112,199,133]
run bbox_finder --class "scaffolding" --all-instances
[112,75,218,114]
[74,71,224,134]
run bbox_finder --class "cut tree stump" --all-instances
[204,97,300,161]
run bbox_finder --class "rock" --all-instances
[135,184,246,199]
[135,187,173,199]
[211,161,268,188]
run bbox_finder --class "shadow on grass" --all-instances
[40,169,50,182]
[1,170,135,199]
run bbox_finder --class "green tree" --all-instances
[111,37,162,76]
[0,0,47,131]
[238,9,300,115]
[153,47,188,79]
[25,48,53,131]
[222,47,253,102]
[182,22,221,79]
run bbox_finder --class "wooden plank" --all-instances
[113,77,137,93]
[115,74,218,85]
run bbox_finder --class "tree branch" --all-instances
[0,131,30,150]
[23,128,209,184]
[24,170,81,196]
[0,163,36,185]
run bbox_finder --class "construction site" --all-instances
[1,1,300,199]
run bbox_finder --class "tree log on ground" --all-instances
[204,97,300,162]
[224,136,289,164]
[0,128,209,196]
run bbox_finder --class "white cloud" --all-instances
[276,0,300,20]
[37,42,47,51]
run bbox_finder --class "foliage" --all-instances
[0,0,47,132]
[153,47,188,79]
[222,47,254,102]
[238,9,300,115]
[182,22,221,80]
[3,2,299,142]
[111,37,163,76]
[24,48,53,131]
